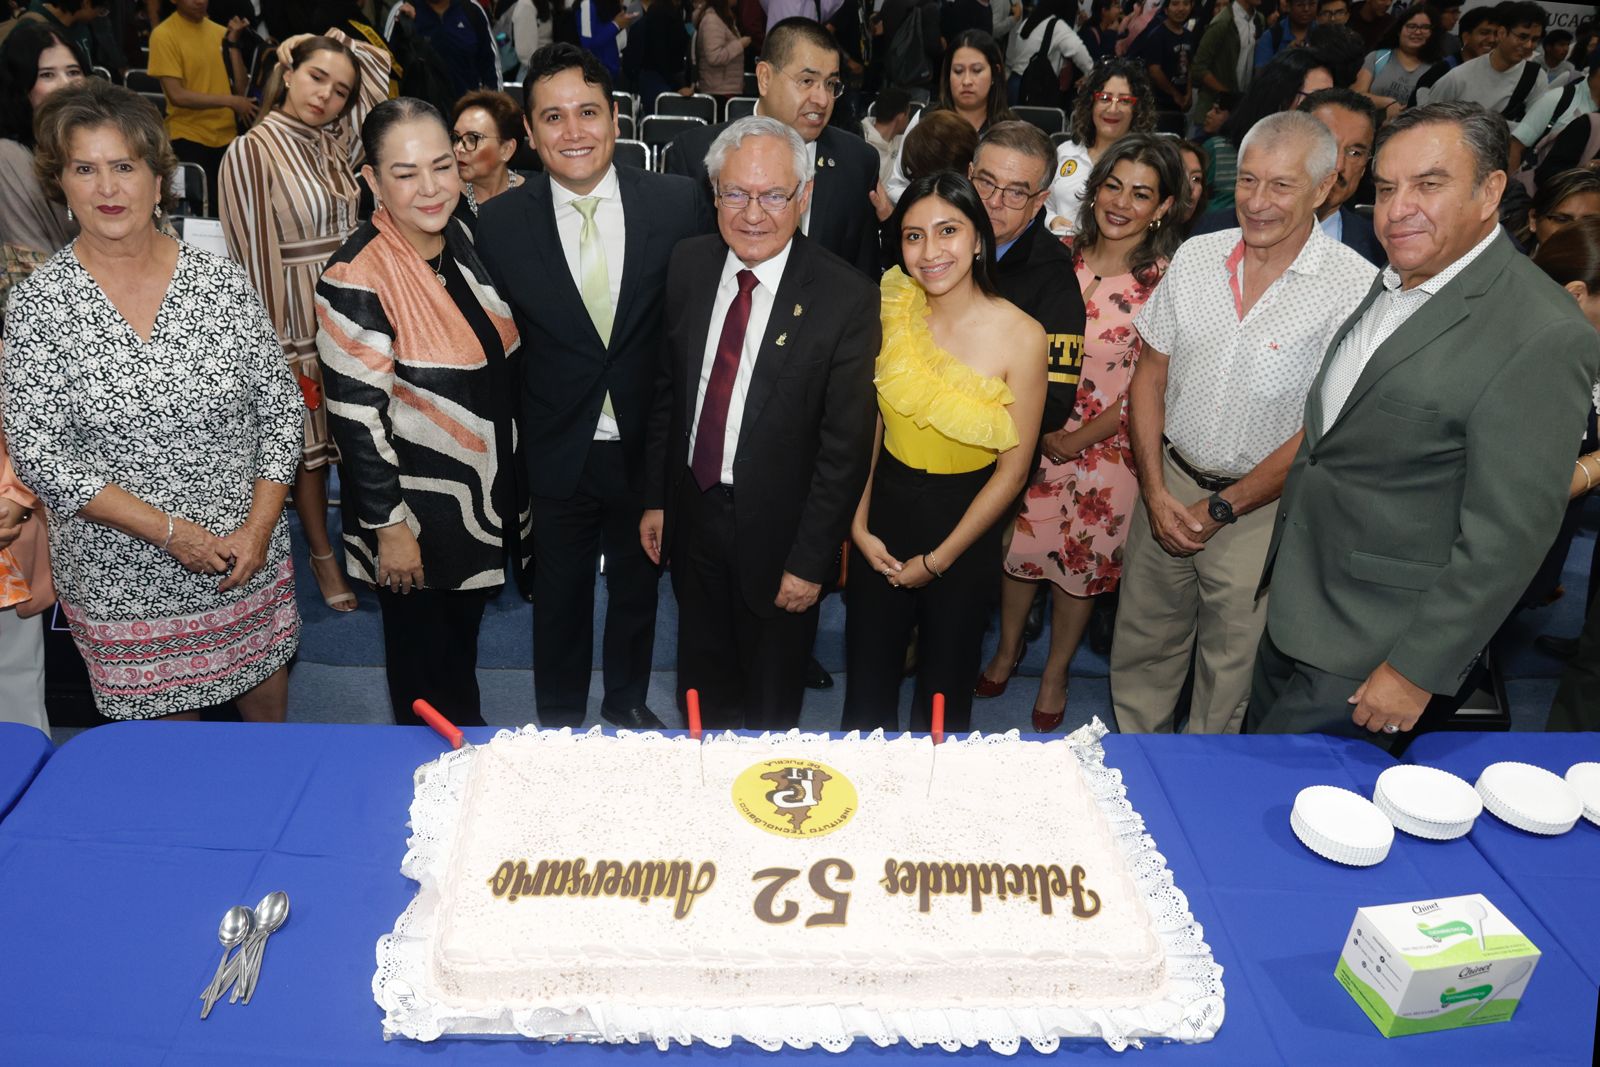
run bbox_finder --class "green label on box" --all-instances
[1417,920,1474,942]
[1439,984,1492,1005]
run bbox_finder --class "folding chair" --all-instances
[655,92,717,123]
[639,114,707,171]
[1012,105,1067,136]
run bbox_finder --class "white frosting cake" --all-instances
[375,722,1224,1052]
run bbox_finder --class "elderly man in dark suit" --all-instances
[642,116,880,731]
[1248,102,1600,747]
[477,44,711,730]
[1192,88,1386,266]
[662,18,880,276]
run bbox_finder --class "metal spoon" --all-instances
[200,906,254,1018]
[240,891,289,1004]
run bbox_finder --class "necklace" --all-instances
[427,237,447,286]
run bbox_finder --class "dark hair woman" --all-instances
[1525,168,1600,252]
[315,97,525,730]
[1205,48,1334,212]
[844,173,1046,735]
[692,0,749,101]
[218,28,389,617]
[0,22,87,299]
[1355,4,1443,120]
[1045,58,1156,236]
[1535,216,1600,729]
[984,134,1185,731]
[1175,137,1211,233]
[884,30,1014,202]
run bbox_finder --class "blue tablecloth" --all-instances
[0,722,50,821]
[0,724,1593,1065]
[1403,731,1600,986]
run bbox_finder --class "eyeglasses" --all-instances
[1401,21,1431,31]
[972,174,1041,209]
[1092,91,1139,106]
[716,183,804,212]
[777,65,846,99]
[450,131,501,152]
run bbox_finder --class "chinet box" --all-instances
[1334,894,1540,1037]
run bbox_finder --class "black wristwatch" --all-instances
[1207,493,1237,525]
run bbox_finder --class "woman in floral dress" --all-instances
[978,134,1188,731]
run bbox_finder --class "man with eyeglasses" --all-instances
[1420,1,1547,125]
[641,116,879,730]
[474,43,712,732]
[664,17,880,274]
[1255,0,1318,66]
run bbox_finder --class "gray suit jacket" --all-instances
[1261,232,1600,694]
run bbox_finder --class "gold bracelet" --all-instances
[923,552,944,578]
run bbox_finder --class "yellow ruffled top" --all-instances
[875,268,1019,475]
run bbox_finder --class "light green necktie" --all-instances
[573,196,616,422]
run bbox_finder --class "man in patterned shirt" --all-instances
[1111,111,1377,735]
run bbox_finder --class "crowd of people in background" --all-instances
[2,0,1600,747]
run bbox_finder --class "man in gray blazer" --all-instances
[1248,102,1600,747]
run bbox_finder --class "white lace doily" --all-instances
[373,719,1224,1052]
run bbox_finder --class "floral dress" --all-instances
[1004,252,1161,596]
[1,242,304,718]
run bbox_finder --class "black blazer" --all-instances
[475,166,712,500]
[663,121,882,276]
[995,210,1085,432]
[644,233,881,615]
[1190,205,1385,267]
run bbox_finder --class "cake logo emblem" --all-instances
[732,759,858,838]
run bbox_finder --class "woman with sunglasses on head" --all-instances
[980,134,1185,730]
[218,28,391,616]
[451,88,526,221]
[884,30,1015,202]
[1044,58,1156,236]
[842,173,1046,735]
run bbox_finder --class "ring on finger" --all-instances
[1382,723,1399,734]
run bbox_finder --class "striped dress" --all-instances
[218,31,391,469]
[314,210,524,591]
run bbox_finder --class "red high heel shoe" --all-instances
[1032,687,1068,733]
[973,641,1027,698]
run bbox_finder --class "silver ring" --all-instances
[1382,723,1399,734]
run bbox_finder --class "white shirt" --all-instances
[1511,78,1598,147]
[1005,15,1094,80]
[552,166,625,440]
[1319,226,1498,433]
[1232,1,1258,89]
[688,241,794,486]
[1134,226,1378,476]
[1044,138,1094,236]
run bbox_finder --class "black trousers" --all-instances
[170,139,225,216]
[377,586,492,727]
[842,451,1001,734]
[528,441,658,726]
[671,477,818,731]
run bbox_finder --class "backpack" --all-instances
[1018,19,1061,106]
[1514,106,1600,197]
[1501,61,1543,124]
[885,1,932,88]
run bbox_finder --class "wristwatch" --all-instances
[1207,493,1237,525]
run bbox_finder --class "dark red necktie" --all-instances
[691,269,759,491]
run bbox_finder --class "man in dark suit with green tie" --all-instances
[1248,102,1600,748]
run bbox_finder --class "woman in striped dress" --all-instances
[219,29,390,613]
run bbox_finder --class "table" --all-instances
[0,724,1593,1065]
[1403,731,1600,986]
[0,722,51,821]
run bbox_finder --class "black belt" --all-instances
[1163,439,1238,492]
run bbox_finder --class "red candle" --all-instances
[412,699,464,750]
[931,692,945,745]
[686,688,703,740]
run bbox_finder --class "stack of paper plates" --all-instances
[1564,763,1600,828]
[1475,762,1583,836]
[1372,765,1482,840]
[1291,785,1394,866]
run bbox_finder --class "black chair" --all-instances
[617,113,636,140]
[1049,130,1071,148]
[175,161,209,217]
[1013,105,1067,135]
[504,81,524,108]
[139,90,167,117]
[655,92,717,123]
[614,138,650,169]
[611,90,637,122]
[90,65,113,82]
[639,114,707,170]
[724,96,758,121]
[125,68,161,92]
[743,71,758,97]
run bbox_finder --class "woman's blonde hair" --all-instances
[32,79,177,209]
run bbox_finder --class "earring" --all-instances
[66,206,73,221]
[1149,217,1162,231]
[153,203,162,219]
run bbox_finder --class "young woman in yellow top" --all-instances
[843,172,1046,734]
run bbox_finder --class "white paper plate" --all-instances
[1373,765,1481,839]
[1292,785,1394,866]
[1565,762,1600,827]
[1476,762,1583,836]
